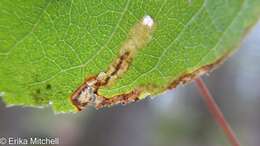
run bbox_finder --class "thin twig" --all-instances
[194,77,241,146]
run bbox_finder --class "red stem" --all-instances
[194,77,241,146]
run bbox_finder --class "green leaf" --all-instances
[0,0,259,112]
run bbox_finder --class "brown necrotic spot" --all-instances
[46,84,52,90]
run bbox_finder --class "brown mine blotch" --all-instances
[103,51,131,85]
[111,51,130,76]
[70,76,99,111]
[167,52,230,89]
[95,89,141,109]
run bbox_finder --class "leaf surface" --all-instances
[0,0,259,112]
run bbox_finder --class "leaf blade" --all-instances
[0,0,259,112]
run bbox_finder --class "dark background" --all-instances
[0,22,260,146]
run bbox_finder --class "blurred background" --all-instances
[0,21,260,146]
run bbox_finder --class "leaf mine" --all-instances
[70,15,155,111]
[1,0,258,112]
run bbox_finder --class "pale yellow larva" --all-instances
[120,15,155,56]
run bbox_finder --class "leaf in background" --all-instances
[0,0,259,112]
